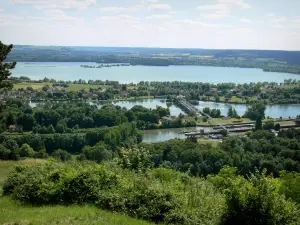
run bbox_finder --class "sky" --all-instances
[1,0,300,50]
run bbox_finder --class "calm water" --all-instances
[12,62,300,84]
[112,99,184,116]
[143,127,213,143]
[196,101,300,119]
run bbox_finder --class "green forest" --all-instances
[1,42,300,225]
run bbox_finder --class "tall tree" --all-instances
[244,102,266,120]
[0,42,16,90]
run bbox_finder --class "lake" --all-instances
[12,62,300,84]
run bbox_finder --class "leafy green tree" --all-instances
[55,120,68,133]
[82,142,112,163]
[119,147,154,172]
[210,167,300,225]
[244,102,266,120]
[34,148,48,159]
[280,171,300,204]
[19,143,35,157]
[51,149,72,161]
[16,113,35,131]
[0,42,16,90]
[227,105,239,118]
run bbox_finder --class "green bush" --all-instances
[3,161,225,224]
[19,144,35,157]
[209,167,300,225]
[82,142,112,163]
[51,149,72,161]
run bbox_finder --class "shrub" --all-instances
[3,162,225,224]
[51,149,72,161]
[210,167,300,225]
[19,144,35,157]
[82,142,112,163]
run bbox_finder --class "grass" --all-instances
[214,118,253,124]
[13,83,50,90]
[208,96,257,104]
[13,82,110,91]
[278,121,296,126]
[198,139,221,147]
[66,84,110,91]
[0,197,153,225]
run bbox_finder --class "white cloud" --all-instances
[98,15,140,23]
[200,12,228,19]
[286,32,297,36]
[198,0,250,19]
[271,17,287,23]
[99,6,139,13]
[0,8,4,12]
[148,4,171,10]
[0,13,24,27]
[198,4,227,11]
[46,9,76,21]
[292,16,300,24]
[217,0,251,9]
[240,18,252,23]
[266,13,275,17]
[9,0,96,10]
[231,27,254,33]
[146,14,172,20]
[272,24,286,29]
[173,19,222,28]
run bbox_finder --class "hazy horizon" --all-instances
[8,44,300,51]
[1,0,300,50]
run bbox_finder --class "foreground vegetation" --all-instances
[0,197,153,225]
[2,160,300,225]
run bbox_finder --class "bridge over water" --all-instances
[176,96,228,132]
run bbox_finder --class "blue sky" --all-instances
[1,0,300,50]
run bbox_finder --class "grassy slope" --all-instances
[0,160,153,225]
[0,197,153,225]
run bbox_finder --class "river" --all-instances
[142,127,213,143]
[12,62,300,84]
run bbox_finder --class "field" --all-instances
[13,82,110,91]
[208,96,257,103]
[0,160,153,225]
[13,82,50,90]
